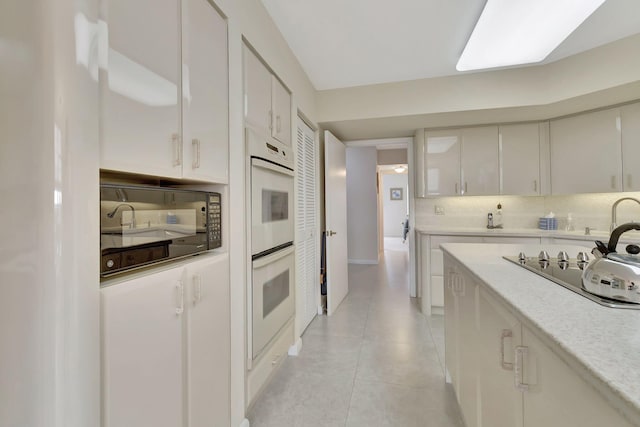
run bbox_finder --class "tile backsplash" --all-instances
[415,192,640,233]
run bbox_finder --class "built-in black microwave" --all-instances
[100,184,221,278]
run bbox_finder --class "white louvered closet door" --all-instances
[296,117,319,332]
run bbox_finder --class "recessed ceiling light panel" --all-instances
[456,0,607,71]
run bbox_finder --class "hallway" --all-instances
[248,239,464,426]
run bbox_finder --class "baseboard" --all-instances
[288,337,303,356]
[348,259,378,265]
[239,418,250,427]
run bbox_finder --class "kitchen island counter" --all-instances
[441,243,640,426]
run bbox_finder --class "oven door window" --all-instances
[263,270,290,317]
[262,190,289,223]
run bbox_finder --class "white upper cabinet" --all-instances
[550,108,622,194]
[181,0,229,183]
[425,129,461,196]
[243,45,292,146]
[461,126,499,196]
[272,77,292,145]
[101,0,182,179]
[101,0,228,183]
[499,123,541,196]
[621,102,640,191]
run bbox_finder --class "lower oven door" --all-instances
[251,158,294,256]
[252,244,295,359]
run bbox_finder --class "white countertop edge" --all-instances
[440,243,640,426]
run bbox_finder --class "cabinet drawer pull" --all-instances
[192,139,201,169]
[276,115,281,133]
[172,133,182,167]
[455,183,458,194]
[627,174,633,189]
[269,110,273,131]
[533,180,537,192]
[514,345,529,391]
[464,182,468,194]
[611,175,617,190]
[500,329,513,371]
[175,281,184,315]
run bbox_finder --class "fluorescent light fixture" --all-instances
[457,0,607,71]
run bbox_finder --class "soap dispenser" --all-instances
[495,203,503,228]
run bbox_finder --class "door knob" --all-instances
[327,230,337,236]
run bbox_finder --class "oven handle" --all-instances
[253,244,295,269]
[252,158,294,177]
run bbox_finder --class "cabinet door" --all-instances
[521,327,633,427]
[621,103,640,191]
[500,123,540,195]
[414,129,426,198]
[186,255,230,427]
[272,77,291,146]
[443,260,459,389]
[457,275,479,427]
[182,0,229,183]
[102,267,185,427]
[101,0,181,178]
[550,108,622,194]
[425,129,461,196]
[243,46,272,135]
[477,288,523,427]
[461,126,499,196]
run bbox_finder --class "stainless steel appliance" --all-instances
[503,236,640,309]
[100,184,221,277]
[247,128,295,359]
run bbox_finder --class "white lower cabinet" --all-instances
[102,254,229,427]
[444,254,633,427]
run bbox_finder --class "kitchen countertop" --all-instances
[416,226,640,244]
[441,243,640,425]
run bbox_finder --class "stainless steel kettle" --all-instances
[582,222,640,304]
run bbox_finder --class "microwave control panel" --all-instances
[208,193,222,249]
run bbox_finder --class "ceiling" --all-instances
[261,0,640,91]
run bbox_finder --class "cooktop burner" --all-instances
[503,251,640,310]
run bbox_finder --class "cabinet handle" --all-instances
[192,139,201,169]
[175,281,184,315]
[514,345,529,391]
[193,274,202,305]
[276,115,281,133]
[533,180,537,192]
[172,133,182,167]
[611,175,617,190]
[455,183,458,194]
[269,110,273,131]
[627,174,633,189]
[500,329,514,371]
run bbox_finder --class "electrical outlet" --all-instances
[435,206,445,215]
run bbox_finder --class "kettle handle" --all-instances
[607,222,640,253]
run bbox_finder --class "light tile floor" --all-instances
[248,238,463,427]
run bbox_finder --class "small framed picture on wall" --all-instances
[390,188,403,201]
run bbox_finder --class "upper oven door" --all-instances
[251,158,294,256]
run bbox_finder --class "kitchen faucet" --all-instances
[610,197,640,232]
[107,203,136,228]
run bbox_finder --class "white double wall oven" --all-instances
[247,128,295,359]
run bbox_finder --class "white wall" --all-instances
[415,192,640,234]
[346,147,379,263]
[0,1,101,426]
[211,1,318,424]
[382,173,409,237]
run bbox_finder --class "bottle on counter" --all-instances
[566,213,575,232]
